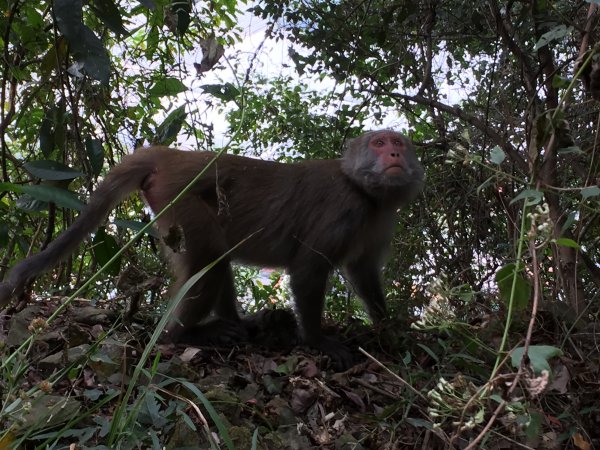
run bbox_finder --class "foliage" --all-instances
[0,0,242,299]
[253,0,600,314]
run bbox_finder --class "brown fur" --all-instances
[0,131,424,367]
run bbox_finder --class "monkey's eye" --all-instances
[373,139,385,146]
[393,139,402,146]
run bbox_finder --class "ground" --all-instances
[0,298,598,449]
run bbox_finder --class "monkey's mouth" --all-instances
[385,165,406,175]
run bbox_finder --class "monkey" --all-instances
[0,130,424,368]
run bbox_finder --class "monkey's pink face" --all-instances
[368,132,410,177]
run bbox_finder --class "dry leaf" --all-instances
[573,432,591,450]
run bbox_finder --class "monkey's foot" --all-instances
[242,308,299,349]
[176,318,248,347]
[310,336,357,371]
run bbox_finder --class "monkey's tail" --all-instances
[0,153,156,306]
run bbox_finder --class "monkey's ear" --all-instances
[343,133,369,154]
[343,136,357,152]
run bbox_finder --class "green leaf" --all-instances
[526,412,544,441]
[145,25,159,60]
[84,389,103,401]
[85,138,105,177]
[148,77,188,97]
[0,182,84,211]
[416,343,439,363]
[114,219,160,238]
[92,227,121,276]
[15,195,48,212]
[581,186,600,199]
[38,106,65,157]
[171,0,191,36]
[510,189,543,206]
[154,105,187,145]
[489,145,505,164]
[41,38,68,79]
[510,345,563,374]
[551,75,570,89]
[22,185,84,210]
[39,115,55,157]
[0,222,9,248]
[89,0,128,36]
[557,146,583,155]
[405,418,434,429]
[495,263,531,310]
[553,238,580,249]
[476,176,495,195]
[54,0,111,84]
[74,28,112,84]
[560,211,577,235]
[533,24,573,51]
[23,160,84,181]
[201,83,240,102]
[174,379,235,449]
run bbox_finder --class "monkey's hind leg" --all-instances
[160,201,245,346]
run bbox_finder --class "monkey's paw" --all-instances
[176,318,248,347]
[311,336,358,371]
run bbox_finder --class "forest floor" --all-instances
[0,298,598,449]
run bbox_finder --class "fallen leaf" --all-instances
[548,364,570,394]
[573,432,591,450]
[179,346,202,362]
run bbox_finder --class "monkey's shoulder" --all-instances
[198,153,345,185]
[135,147,341,172]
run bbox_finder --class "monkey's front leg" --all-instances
[344,258,388,323]
[290,265,356,370]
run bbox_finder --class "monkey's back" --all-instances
[134,147,381,268]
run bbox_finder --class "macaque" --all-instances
[0,130,424,368]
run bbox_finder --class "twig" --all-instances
[358,347,426,401]
[352,376,398,400]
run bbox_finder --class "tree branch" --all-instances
[377,90,529,173]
